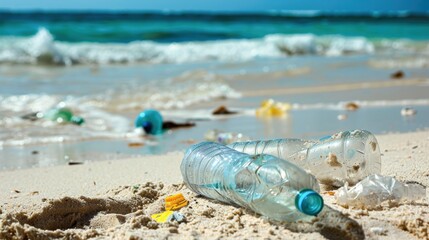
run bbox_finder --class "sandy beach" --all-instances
[1,9,429,240]
[1,130,428,240]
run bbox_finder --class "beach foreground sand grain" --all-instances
[0,131,428,239]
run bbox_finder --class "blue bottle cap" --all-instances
[295,189,324,216]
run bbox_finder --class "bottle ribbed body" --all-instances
[181,142,322,221]
[229,130,381,186]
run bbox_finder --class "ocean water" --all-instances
[0,11,429,170]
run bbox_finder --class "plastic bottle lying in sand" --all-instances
[228,130,381,186]
[181,142,324,222]
[135,109,163,135]
[335,174,427,210]
[42,107,85,125]
[204,129,250,145]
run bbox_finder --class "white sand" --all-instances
[0,131,428,239]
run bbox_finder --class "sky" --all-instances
[1,0,429,12]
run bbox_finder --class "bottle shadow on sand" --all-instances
[273,205,365,240]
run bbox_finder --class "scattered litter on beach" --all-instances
[337,114,348,120]
[165,193,188,211]
[128,142,144,147]
[162,121,196,130]
[68,161,83,165]
[205,129,250,145]
[151,210,175,223]
[401,107,417,116]
[135,109,164,135]
[345,102,359,111]
[256,99,291,117]
[335,174,426,210]
[370,227,388,236]
[390,70,404,79]
[21,107,85,125]
[212,105,237,115]
[172,211,186,222]
[151,210,187,223]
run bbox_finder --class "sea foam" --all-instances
[1,28,425,66]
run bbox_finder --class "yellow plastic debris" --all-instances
[165,193,189,211]
[256,99,291,117]
[151,211,174,223]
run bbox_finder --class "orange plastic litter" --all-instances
[165,193,188,211]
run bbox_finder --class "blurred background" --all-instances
[0,0,428,170]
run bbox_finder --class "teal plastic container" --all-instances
[135,109,163,135]
[43,108,84,125]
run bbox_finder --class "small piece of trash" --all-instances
[345,102,359,111]
[337,114,348,120]
[151,211,186,223]
[256,99,291,117]
[165,193,188,211]
[68,162,83,165]
[390,70,404,79]
[132,184,140,193]
[172,212,186,222]
[401,107,417,116]
[335,174,426,210]
[212,105,237,115]
[128,142,144,147]
[370,227,387,235]
[162,121,195,130]
[151,211,174,223]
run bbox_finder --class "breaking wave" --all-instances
[1,28,426,66]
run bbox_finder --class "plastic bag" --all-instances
[335,174,426,209]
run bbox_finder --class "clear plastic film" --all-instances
[335,174,427,209]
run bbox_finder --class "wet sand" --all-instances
[0,130,428,239]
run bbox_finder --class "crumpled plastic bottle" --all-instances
[335,174,427,209]
[42,107,85,125]
[181,142,324,222]
[229,130,381,186]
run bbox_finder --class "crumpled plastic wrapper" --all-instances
[335,174,427,209]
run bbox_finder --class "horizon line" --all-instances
[1,8,428,14]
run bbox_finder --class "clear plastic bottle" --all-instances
[181,142,324,222]
[228,130,381,186]
[42,107,85,125]
[135,109,163,135]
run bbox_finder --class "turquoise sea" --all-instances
[1,11,428,169]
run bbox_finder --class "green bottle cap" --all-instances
[71,116,85,125]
